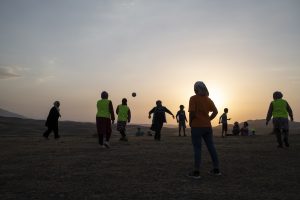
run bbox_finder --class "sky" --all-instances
[0,0,299,126]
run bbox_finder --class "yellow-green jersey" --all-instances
[266,98,293,121]
[116,104,131,122]
[96,99,115,120]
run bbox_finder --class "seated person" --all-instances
[240,122,249,136]
[232,121,240,136]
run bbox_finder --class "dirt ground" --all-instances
[0,118,300,200]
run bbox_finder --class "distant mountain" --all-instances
[0,108,26,118]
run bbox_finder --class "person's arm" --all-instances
[127,108,131,123]
[286,102,294,121]
[184,112,188,122]
[109,101,115,122]
[164,107,175,119]
[266,102,273,125]
[189,111,196,126]
[116,105,119,115]
[148,107,155,118]
[188,97,195,127]
[176,111,179,122]
[209,101,218,121]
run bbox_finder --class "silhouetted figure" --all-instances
[232,121,240,136]
[116,98,131,141]
[219,108,231,137]
[148,100,175,141]
[266,91,293,148]
[96,91,115,148]
[43,101,61,139]
[240,122,249,136]
[176,105,188,136]
[188,81,221,179]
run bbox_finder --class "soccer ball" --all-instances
[132,92,136,97]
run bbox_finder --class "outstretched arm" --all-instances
[165,107,175,119]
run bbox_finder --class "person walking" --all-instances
[266,91,293,148]
[116,98,131,141]
[96,91,115,148]
[43,101,61,139]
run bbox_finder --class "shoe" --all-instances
[104,141,110,148]
[209,169,222,176]
[284,140,289,147]
[43,135,49,140]
[120,137,128,141]
[285,143,289,147]
[187,171,201,179]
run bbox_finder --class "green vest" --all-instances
[117,105,129,121]
[96,99,111,118]
[272,99,288,118]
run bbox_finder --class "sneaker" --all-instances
[43,135,49,140]
[120,137,128,141]
[209,169,222,176]
[187,171,201,179]
[104,141,110,148]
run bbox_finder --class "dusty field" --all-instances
[0,117,300,200]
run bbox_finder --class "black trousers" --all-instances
[43,125,59,138]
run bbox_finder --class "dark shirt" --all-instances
[45,106,60,127]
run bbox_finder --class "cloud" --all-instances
[0,66,22,79]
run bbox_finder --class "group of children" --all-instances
[44,90,294,150]
[219,109,254,137]
[95,91,189,147]
[42,83,294,181]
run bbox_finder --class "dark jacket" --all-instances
[149,106,173,124]
[45,107,60,127]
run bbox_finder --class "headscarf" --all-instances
[194,81,209,96]
[53,101,60,112]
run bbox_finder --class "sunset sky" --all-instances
[0,0,299,126]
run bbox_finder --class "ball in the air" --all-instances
[132,92,136,97]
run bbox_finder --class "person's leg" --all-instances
[53,125,59,139]
[202,128,219,170]
[105,118,112,142]
[273,118,283,147]
[43,127,51,138]
[282,118,289,147]
[191,128,202,172]
[178,125,182,136]
[224,123,228,136]
[157,129,161,141]
[221,124,225,137]
[183,127,186,136]
[96,117,104,145]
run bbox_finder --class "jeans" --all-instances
[191,127,219,171]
